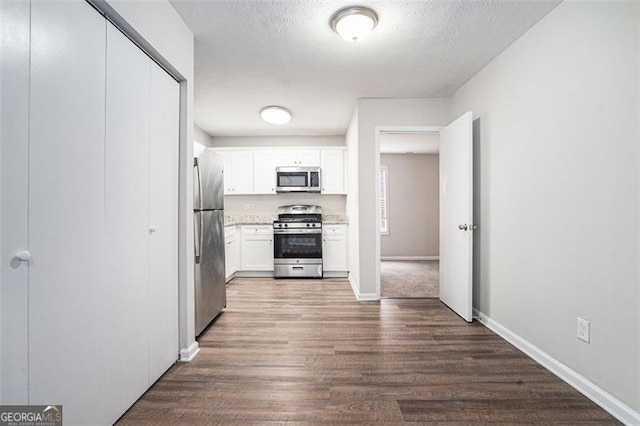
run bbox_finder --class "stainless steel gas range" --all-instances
[273,205,323,278]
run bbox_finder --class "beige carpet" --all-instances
[380,260,439,298]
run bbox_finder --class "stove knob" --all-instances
[306,223,310,227]
[284,223,288,228]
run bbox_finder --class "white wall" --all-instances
[380,154,439,258]
[354,99,450,297]
[194,125,213,146]
[346,106,360,291]
[211,135,345,147]
[450,1,639,413]
[99,0,197,355]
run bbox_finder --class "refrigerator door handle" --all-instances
[194,157,204,211]
[194,212,202,264]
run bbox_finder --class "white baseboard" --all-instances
[380,256,439,261]
[233,271,274,278]
[474,309,640,425]
[347,273,379,301]
[179,341,200,363]
[323,271,348,278]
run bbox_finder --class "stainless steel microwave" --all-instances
[276,166,321,193]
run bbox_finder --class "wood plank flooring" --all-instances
[117,278,618,425]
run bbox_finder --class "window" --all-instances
[380,165,389,235]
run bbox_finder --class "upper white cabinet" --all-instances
[253,151,277,194]
[276,149,320,167]
[320,148,347,194]
[213,147,346,195]
[220,150,253,194]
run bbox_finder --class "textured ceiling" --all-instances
[170,0,560,137]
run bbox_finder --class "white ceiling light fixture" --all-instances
[260,105,292,125]
[330,6,378,42]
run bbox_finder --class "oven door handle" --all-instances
[273,229,322,235]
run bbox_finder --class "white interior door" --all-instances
[28,1,108,420]
[148,61,180,383]
[439,111,474,322]
[104,22,151,417]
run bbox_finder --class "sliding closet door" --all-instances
[0,0,30,403]
[103,23,151,417]
[148,64,180,383]
[28,1,108,422]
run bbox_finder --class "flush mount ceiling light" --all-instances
[260,106,292,125]
[330,6,378,42]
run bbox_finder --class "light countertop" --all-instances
[224,214,348,226]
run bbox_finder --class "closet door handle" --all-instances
[15,250,31,262]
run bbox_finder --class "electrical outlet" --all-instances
[244,203,250,211]
[577,317,590,343]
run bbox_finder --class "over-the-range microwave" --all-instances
[276,166,321,193]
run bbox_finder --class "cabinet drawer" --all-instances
[224,225,236,238]
[323,225,346,235]
[241,225,273,235]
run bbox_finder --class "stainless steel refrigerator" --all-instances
[193,149,226,336]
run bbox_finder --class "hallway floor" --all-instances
[118,278,618,424]
[381,260,439,298]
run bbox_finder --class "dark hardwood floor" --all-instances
[117,278,618,424]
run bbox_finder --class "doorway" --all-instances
[377,128,441,298]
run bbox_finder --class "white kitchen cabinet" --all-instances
[220,150,253,194]
[253,151,277,194]
[320,148,347,194]
[225,225,238,280]
[323,225,348,272]
[276,149,320,167]
[240,225,274,271]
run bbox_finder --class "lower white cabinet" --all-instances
[323,225,348,272]
[240,225,274,271]
[225,225,238,280]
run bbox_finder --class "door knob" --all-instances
[458,224,468,231]
[15,250,31,262]
[149,225,157,234]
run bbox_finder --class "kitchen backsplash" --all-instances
[224,194,347,225]
[224,194,346,216]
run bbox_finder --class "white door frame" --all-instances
[374,125,443,299]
